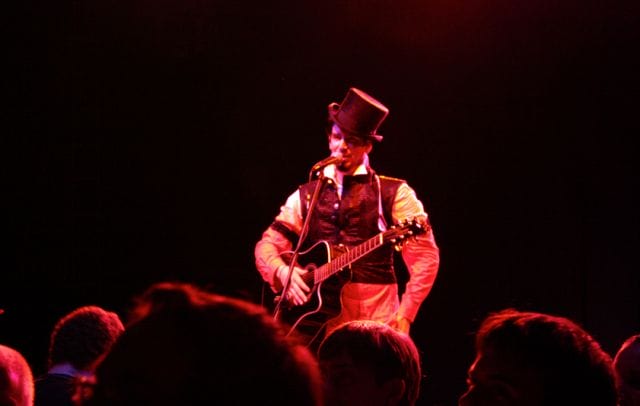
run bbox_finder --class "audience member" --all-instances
[82,281,323,405]
[458,308,617,406]
[614,333,640,406]
[34,305,124,406]
[317,319,422,406]
[0,343,34,406]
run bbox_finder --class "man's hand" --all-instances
[276,265,311,306]
[389,314,412,334]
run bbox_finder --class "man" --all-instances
[35,305,124,406]
[459,308,618,406]
[255,87,440,348]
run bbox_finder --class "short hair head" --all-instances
[318,320,422,406]
[475,309,617,406]
[49,305,125,371]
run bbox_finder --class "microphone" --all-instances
[310,156,344,172]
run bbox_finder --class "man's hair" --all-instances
[86,281,323,406]
[49,305,124,370]
[475,309,617,406]
[318,320,422,406]
[0,344,34,406]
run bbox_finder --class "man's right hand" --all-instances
[276,265,311,306]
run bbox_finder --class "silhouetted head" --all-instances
[613,333,640,406]
[318,320,422,406]
[459,309,617,406]
[86,281,323,405]
[49,305,124,372]
[0,344,34,406]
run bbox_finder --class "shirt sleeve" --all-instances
[392,182,440,322]
[254,189,304,292]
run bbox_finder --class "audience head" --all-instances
[459,308,617,406]
[317,320,422,406]
[48,305,124,372]
[0,344,34,406]
[614,333,640,406]
[85,281,323,405]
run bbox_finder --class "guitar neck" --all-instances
[314,233,384,284]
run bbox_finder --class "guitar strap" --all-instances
[269,220,300,248]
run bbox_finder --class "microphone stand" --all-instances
[272,165,328,321]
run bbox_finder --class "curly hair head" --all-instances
[49,305,124,371]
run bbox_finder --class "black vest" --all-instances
[298,173,403,284]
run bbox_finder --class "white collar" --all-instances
[48,362,93,378]
[322,154,370,185]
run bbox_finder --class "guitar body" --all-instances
[270,218,427,349]
[278,241,352,349]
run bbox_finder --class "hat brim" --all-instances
[328,103,384,142]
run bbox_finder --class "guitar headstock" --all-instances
[383,217,429,251]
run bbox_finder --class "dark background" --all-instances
[6,1,639,404]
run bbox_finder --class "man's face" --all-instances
[458,348,544,406]
[328,124,372,174]
[614,339,640,405]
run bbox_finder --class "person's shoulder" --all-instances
[378,174,406,184]
[298,178,322,189]
[35,373,75,385]
[34,373,76,404]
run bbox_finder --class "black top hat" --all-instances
[328,88,389,142]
